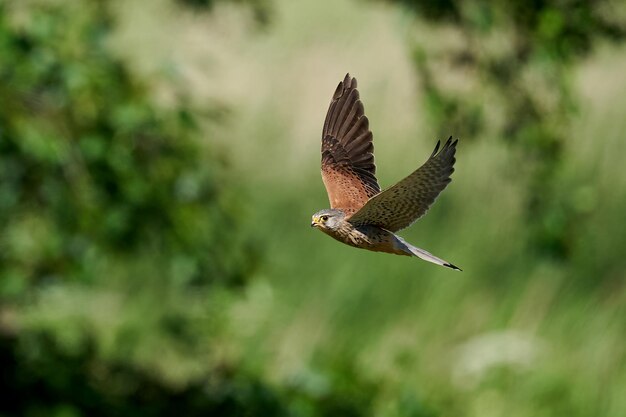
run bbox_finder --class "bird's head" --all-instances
[311,209,345,231]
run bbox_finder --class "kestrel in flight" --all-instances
[311,74,461,270]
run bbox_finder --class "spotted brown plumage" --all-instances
[312,74,461,271]
[348,137,457,232]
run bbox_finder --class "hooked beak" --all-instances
[311,221,317,228]
[311,217,318,228]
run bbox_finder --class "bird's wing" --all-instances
[321,73,381,216]
[347,137,458,232]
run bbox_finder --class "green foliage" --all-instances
[285,353,380,417]
[391,0,626,55]
[0,1,266,415]
[0,1,251,297]
[0,328,386,417]
[0,330,288,417]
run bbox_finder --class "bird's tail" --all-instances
[394,236,462,271]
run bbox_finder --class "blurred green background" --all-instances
[1,0,625,416]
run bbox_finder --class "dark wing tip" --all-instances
[333,81,344,100]
[346,73,357,89]
[442,136,456,150]
[333,73,357,100]
[444,263,462,271]
[430,140,442,157]
[446,137,459,151]
[432,136,459,158]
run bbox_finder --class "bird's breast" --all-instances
[322,222,400,254]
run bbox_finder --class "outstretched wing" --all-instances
[321,73,381,216]
[348,137,458,232]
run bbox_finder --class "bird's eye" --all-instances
[321,215,329,221]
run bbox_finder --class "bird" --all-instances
[310,73,461,270]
